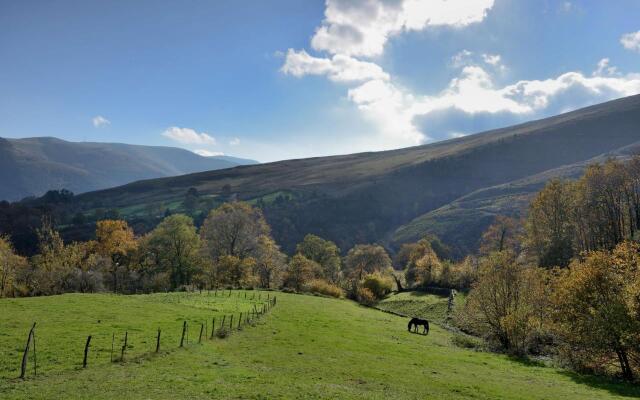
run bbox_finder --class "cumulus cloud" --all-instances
[281,49,389,82]
[347,60,640,143]
[311,0,496,57]
[229,137,241,146]
[193,149,224,157]
[162,126,216,145]
[281,0,640,151]
[92,115,110,127]
[621,30,640,52]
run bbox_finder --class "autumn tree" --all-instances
[479,216,523,256]
[254,235,286,288]
[0,235,27,297]
[296,234,341,283]
[525,179,576,267]
[343,244,392,281]
[552,242,640,380]
[458,251,548,354]
[95,220,137,292]
[404,238,442,288]
[284,254,320,291]
[200,202,270,261]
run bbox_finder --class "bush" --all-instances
[360,273,393,299]
[356,287,376,306]
[306,279,344,298]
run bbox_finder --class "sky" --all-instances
[1,0,640,162]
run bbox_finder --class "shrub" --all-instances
[360,272,393,299]
[306,279,344,298]
[356,287,376,306]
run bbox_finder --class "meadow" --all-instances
[1,291,639,399]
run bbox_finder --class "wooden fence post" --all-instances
[221,315,226,331]
[180,321,187,347]
[83,335,92,368]
[229,315,234,330]
[121,331,128,361]
[110,333,115,362]
[32,326,37,376]
[19,322,35,379]
[210,318,215,339]
[156,329,161,353]
[199,323,204,343]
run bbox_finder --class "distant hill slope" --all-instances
[391,141,640,255]
[73,95,640,254]
[0,137,257,201]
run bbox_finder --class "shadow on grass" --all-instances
[506,355,640,397]
[558,370,640,398]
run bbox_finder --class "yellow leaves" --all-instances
[95,219,137,258]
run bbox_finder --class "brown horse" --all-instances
[408,317,429,335]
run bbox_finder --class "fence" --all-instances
[6,291,277,380]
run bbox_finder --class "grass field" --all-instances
[1,291,639,399]
[375,291,467,324]
[0,291,270,379]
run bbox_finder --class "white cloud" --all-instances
[451,49,473,68]
[193,149,224,157]
[311,0,495,57]
[92,115,110,128]
[621,30,640,53]
[281,49,389,82]
[593,58,618,76]
[347,60,640,143]
[162,126,216,145]
[229,137,241,146]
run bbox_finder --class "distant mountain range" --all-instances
[69,95,640,256]
[0,137,257,201]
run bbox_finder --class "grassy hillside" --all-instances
[0,137,257,201]
[1,292,638,399]
[392,141,640,256]
[376,291,467,324]
[0,291,269,379]
[68,95,640,254]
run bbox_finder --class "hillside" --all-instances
[2,292,637,399]
[69,95,640,255]
[0,137,257,201]
[392,141,640,255]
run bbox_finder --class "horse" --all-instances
[408,317,429,335]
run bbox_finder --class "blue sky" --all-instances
[1,0,639,162]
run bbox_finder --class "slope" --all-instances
[0,137,257,201]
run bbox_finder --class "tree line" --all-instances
[456,157,640,381]
[0,202,400,305]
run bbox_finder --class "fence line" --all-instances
[9,291,277,380]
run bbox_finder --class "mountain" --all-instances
[0,137,257,201]
[70,95,640,255]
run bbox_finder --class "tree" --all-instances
[95,220,137,292]
[142,214,202,289]
[0,235,27,297]
[458,251,548,354]
[182,187,199,216]
[296,234,341,283]
[214,255,255,288]
[284,254,320,291]
[525,179,576,267]
[254,235,286,288]
[404,238,442,288]
[343,244,392,281]
[200,202,270,261]
[479,216,522,256]
[552,242,640,380]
